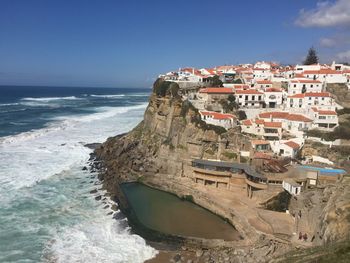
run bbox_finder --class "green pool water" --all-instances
[121,183,240,241]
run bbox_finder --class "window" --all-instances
[294,84,297,87]
[258,96,262,100]
[245,95,248,100]
[311,84,313,88]
[319,116,326,119]
[322,97,324,100]
[309,97,312,100]
[252,95,255,100]
[239,95,242,98]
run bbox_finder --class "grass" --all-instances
[274,240,350,263]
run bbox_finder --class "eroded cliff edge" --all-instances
[94,80,350,262]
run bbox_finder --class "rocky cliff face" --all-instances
[288,177,350,246]
[95,80,250,199]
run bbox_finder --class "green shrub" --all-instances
[153,79,180,98]
[222,151,237,160]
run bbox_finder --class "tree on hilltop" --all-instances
[304,47,319,65]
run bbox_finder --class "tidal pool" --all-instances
[121,183,240,241]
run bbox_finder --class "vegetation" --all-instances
[232,78,243,84]
[222,151,237,160]
[207,75,223,87]
[306,113,350,141]
[220,95,238,113]
[180,99,227,135]
[237,110,247,120]
[275,240,350,263]
[304,46,319,65]
[153,78,180,98]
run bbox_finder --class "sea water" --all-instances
[0,86,157,262]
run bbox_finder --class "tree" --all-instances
[208,75,223,87]
[304,47,319,65]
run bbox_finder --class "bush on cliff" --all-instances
[180,100,226,135]
[153,79,180,98]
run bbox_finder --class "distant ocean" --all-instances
[0,86,156,262]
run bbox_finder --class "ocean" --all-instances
[0,86,157,262]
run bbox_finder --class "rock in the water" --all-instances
[95,195,102,201]
[90,189,98,194]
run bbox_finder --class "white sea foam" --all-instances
[90,94,126,98]
[0,103,147,195]
[46,184,157,263]
[21,96,81,101]
[0,97,155,262]
[0,102,20,107]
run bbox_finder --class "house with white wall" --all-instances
[303,69,347,84]
[253,68,272,80]
[255,80,273,91]
[264,88,283,108]
[310,107,338,130]
[258,111,313,137]
[287,92,334,109]
[241,119,282,140]
[199,111,237,129]
[287,79,323,94]
[235,89,264,108]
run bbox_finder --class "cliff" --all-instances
[95,79,250,198]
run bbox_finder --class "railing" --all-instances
[245,178,268,190]
[193,167,231,177]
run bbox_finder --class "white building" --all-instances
[255,80,273,91]
[241,119,282,140]
[311,107,338,130]
[253,68,272,80]
[287,79,323,94]
[264,88,283,108]
[235,89,264,107]
[295,64,321,73]
[283,179,302,196]
[287,92,334,109]
[258,111,313,137]
[199,111,237,129]
[303,69,347,84]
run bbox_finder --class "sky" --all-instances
[0,0,349,88]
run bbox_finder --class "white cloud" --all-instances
[336,50,350,61]
[319,34,350,47]
[295,0,350,27]
[320,37,337,47]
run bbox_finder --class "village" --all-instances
[158,60,350,199]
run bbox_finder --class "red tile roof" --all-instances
[288,92,331,98]
[291,79,321,84]
[286,114,312,122]
[253,152,272,160]
[305,92,331,97]
[199,88,234,94]
[255,119,265,125]
[235,89,263,95]
[242,119,252,126]
[200,111,236,120]
[256,80,273,84]
[264,121,282,128]
[258,111,312,122]
[251,139,270,145]
[259,112,289,119]
[284,141,300,149]
[303,69,342,75]
[312,108,337,115]
[265,88,282,92]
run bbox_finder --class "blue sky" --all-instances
[0,0,349,88]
